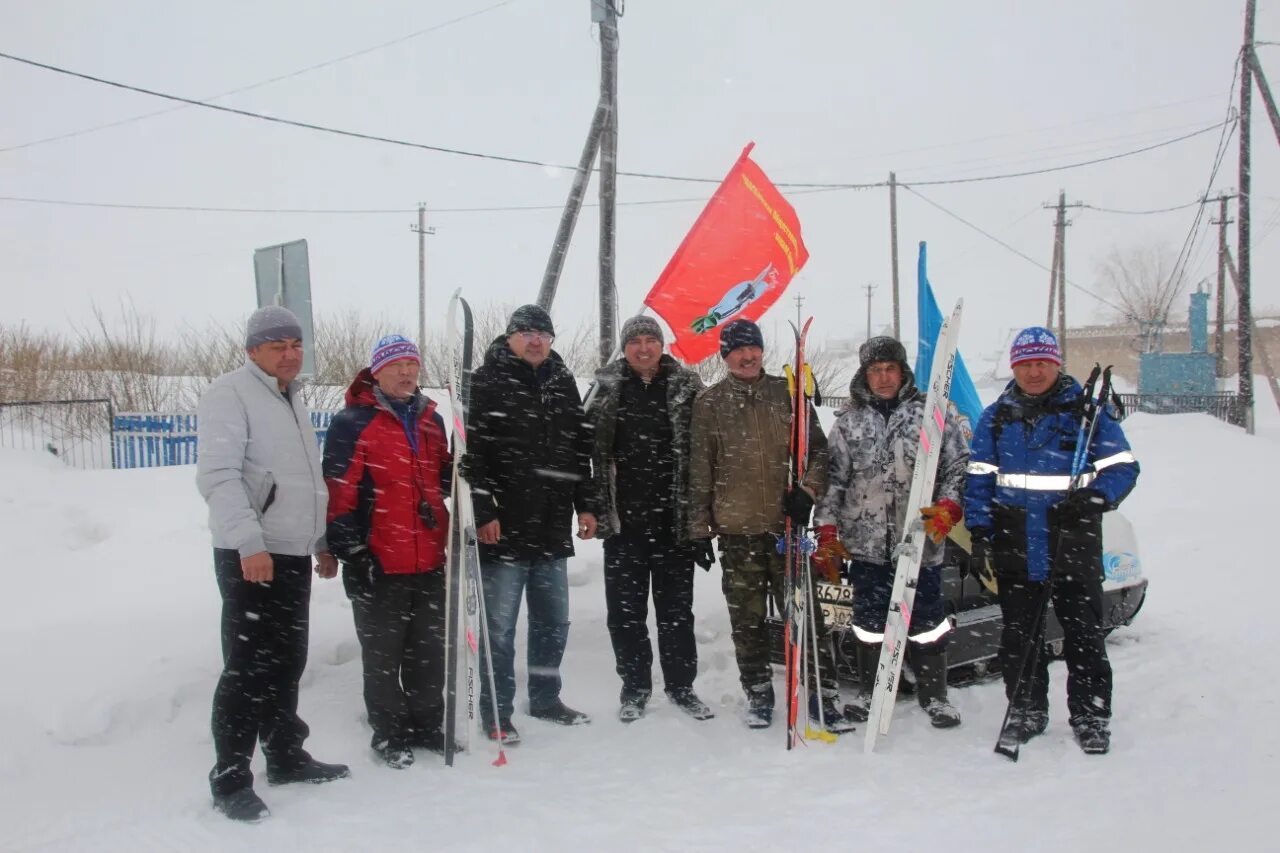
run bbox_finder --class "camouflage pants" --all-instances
[718,533,838,699]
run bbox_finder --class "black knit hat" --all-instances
[719,318,764,358]
[506,304,555,337]
[859,335,908,369]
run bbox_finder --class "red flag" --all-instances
[644,143,809,363]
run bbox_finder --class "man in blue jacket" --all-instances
[964,327,1138,755]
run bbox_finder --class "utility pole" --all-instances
[1043,191,1081,363]
[1211,194,1235,379]
[888,172,900,338]
[794,292,805,328]
[409,202,435,350]
[597,0,620,366]
[1246,44,1280,148]
[1239,0,1256,434]
[863,283,877,341]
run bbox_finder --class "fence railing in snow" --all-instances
[0,398,116,469]
[111,409,340,469]
[1115,392,1245,427]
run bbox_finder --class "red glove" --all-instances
[811,525,850,584]
[920,498,962,544]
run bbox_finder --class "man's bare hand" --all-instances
[241,551,274,583]
[315,550,338,579]
[477,520,502,545]
[577,512,598,540]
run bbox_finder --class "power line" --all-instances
[0,1,519,154]
[0,50,1235,189]
[901,120,1233,187]
[1080,199,1206,215]
[900,184,1128,315]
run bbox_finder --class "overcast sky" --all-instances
[3,0,1277,368]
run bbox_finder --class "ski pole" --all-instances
[471,550,509,767]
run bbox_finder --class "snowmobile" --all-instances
[768,512,1148,686]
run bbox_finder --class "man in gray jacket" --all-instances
[196,305,348,822]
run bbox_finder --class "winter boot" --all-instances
[667,688,715,721]
[745,683,774,729]
[618,690,650,724]
[1072,716,1111,755]
[212,787,270,822]
[912,647,961,729]
[529,700,591,726]
[485,718,521,745]
[266,757,351,786]
[809,693,857,733]
[844,641,880,723]
[373,738,415,770]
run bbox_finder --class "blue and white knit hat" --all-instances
[370,334,421,374]
[1009,326,1063,368]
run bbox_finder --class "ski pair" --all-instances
[442,290,508,767]
[993,364,1115,761]
[781,318,836,749]
[863,300,964,754]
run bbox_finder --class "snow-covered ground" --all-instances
[1,401,1278,852]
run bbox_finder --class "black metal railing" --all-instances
[1115,392,1245,427]
[0,398,116,469]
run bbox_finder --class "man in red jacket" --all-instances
[323,334,452,769]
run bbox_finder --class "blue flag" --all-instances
[915,242,983,430]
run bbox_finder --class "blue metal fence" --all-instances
[112,409,339,469]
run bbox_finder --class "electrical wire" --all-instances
[900,184,1129,315]
[0,1,518,154]
[1080,199,1206,215]
[0,50,1234,190]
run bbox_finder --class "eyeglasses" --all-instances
[514,330,554,343]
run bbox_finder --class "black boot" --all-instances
[1072,716,1111,755]
[529,699,591,726]
[844,641,880,723]
[745,683,774,729]
[913,648,961,729]
[212,787,270,822]
[618,689,650,723]
[266,757,351,786]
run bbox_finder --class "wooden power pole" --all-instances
[409,202,435,349]
[1211,194,1235,379]
[597,0,620,366]
[888,172,900,338]
[1043,191,1081,363]
[1239,0,1256,434]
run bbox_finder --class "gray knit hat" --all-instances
[620,315,664,346]
[245,305,303,349]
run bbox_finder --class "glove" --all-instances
[920,498,962,544]
[691,539,716,571]
[341,552,376,599]
[966,526,992,580]
[1056,487,1108,519]
[784,486,815,528]
[811,525,850,584]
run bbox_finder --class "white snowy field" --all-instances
[1,405,1278,852]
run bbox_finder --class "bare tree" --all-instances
[69,300,174,412]
[1095,244,1182,351]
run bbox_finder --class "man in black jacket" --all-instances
[587,316,713,723]
[463,305,597,744]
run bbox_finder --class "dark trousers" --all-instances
[603,531,697,699]
[349,570,448,747]
[846,560,949,651]
[997,570,1113,723]
[210,549,312,797]
[719,533,838,697]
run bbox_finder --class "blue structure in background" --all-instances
[112,410,336,469]
[1138,289,1216,395]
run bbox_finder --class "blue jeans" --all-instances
[479,557,571,723]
